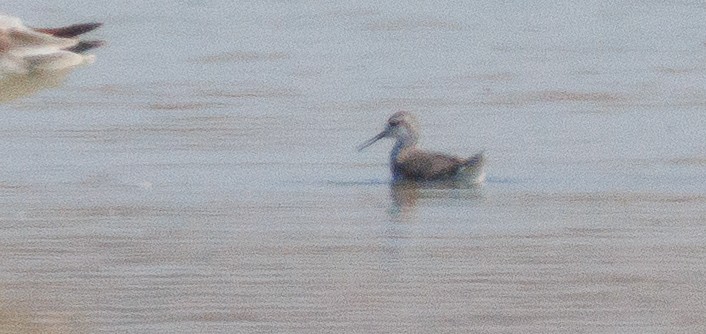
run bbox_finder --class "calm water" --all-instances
[0,1,705,333]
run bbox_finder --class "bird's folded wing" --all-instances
[397,151,464,180]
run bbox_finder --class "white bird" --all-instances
[359,111,485,185]
[0,14,103,76]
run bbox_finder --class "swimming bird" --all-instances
[358,111,485,184]
[0,14,103,75]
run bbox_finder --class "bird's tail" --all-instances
[465,151,485,167]
[460,151,486,184]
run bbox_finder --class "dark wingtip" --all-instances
[35,22,103,38]
[65,40,106,53]
[465,150,485,167]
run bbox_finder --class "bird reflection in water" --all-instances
[0,68,72,102]
[388,180,484,218]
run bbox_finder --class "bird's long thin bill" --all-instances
[357,131,385,151]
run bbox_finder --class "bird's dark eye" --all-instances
[388,120,400,126]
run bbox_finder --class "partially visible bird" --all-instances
[0,14,103,75]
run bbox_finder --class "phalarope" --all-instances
[358,111,485,184]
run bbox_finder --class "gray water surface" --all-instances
[0,1,705,333]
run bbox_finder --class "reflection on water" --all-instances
[0,70,72,103]
[389,181,484,217]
